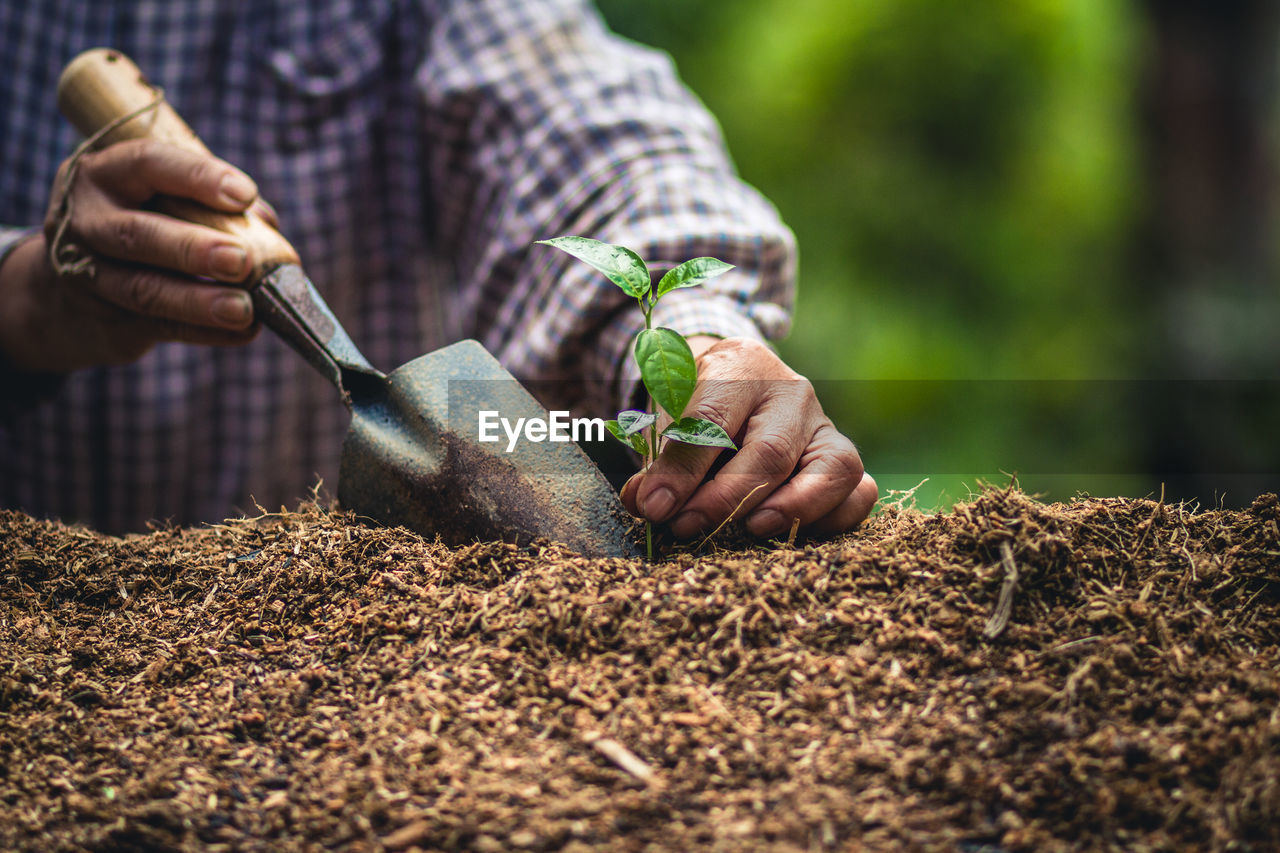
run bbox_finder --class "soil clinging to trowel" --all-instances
[1,486,1278,851]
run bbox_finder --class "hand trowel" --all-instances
[57,48,639,558]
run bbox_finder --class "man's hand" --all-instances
[620,336,877,539]
[0,139,267,374]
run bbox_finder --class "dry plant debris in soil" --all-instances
[1,486,1278,852]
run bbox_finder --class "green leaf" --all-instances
[635,327,697,420]
[606,419,650,456]
[662,417,737,450]
[655,257,735,301]
[616,409,657,436]
[536,236,650,299]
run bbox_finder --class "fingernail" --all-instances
[746,509,786,537]
[219,172,258,206]
[641,486,676,522]
[210,245,248,280]
[671,511,707,539]
[211,291,253,327]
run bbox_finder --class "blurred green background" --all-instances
[597,0,1280,510]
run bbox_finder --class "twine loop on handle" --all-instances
[47,86,167,279]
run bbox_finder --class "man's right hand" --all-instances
[0,139,266,374]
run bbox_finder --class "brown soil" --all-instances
[1,486,1278,852]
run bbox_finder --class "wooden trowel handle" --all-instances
[56,48,300,279]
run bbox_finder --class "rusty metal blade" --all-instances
[338,340,641,557]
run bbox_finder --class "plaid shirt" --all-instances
[0,0,795,533]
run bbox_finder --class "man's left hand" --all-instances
[620,336,877,539]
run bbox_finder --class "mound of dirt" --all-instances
[1,486,1278,851]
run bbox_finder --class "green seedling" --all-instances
[536,236,738,559]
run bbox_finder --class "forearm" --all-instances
[0,231,66,412]
[0,231,48,372]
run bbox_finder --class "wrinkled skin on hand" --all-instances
[620,335,878,539]
[0,139,271,373]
